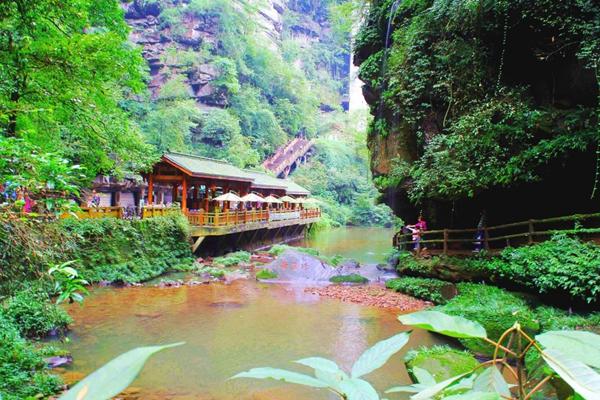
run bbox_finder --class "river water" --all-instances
[291,226,395,264]
[58,227,441,399]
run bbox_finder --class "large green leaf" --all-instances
[339,378,380,400]
[351,332,411,378]
[411,372,471,400]
[231,367,329,388]
[398,311,487,339]
[386,384,428,394]
[58,342,184,400]
[537,331,600,369]
[472,367,511,397]
[296,357,348,391]
[542,349,600,400]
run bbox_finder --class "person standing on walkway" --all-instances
[407,214,428,254]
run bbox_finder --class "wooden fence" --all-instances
[394,212,600,255]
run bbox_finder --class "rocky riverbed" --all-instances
[304,285,432,310]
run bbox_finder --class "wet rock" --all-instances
[45,355,72,368]
[156,279,183,288]
[98,280,112,287]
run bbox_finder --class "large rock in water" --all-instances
[262,249,396,283]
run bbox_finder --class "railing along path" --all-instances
[394,212,600,255]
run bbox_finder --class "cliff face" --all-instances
[354,0,599,227]
[122,0,349,108]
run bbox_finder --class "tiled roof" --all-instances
[163,153,254,182]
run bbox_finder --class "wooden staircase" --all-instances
[262,137,314,178]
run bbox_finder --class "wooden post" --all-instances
[484,228,490,250]
[528,219,534,245]
[443,229,448,255]
[147,174,154,205]
[182,176,188,214]
[172,184,178,204]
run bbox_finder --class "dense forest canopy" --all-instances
[355,0,600,225]
[0,0,392,225]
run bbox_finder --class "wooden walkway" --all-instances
[394,212,600,255]
[262,138,314,178]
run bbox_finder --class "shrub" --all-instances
[438,283,540,355]
[256,269,278,280]
[329,274,368,284]
[386,277,454,304]
[488,234,600,304]
[404,345,479,382]
[533,305,600,333]
[2,288,72,338]
[212,251,251,267]
[0,314,62,400]
[195,265,226,278]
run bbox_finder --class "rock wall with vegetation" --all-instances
[123,0,352,164]
[0,213,193,295]
[354,0,600,227]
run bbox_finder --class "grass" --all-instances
[256,269,278,280]
[386,277,453,304]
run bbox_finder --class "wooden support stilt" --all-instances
[191,236,206,253]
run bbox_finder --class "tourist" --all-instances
[88,189,101,208]
[474,211,486,252]
[406,214,428,253]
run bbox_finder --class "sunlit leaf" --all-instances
[537,331,600,369]
[386,384,429,393]
[472,367,511,397]
[231,367,328,388]
[398,311,487,339]
[542,349,600,400]
[410,372,470,400]
[339,378,380,400]
[58,342,184,400]
[296,357,347,391]
[351,332,411,378]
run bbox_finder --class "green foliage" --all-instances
[357,0,600,203]
[48,261,89,304]
[329,274,368,284]
[58,343,184,400]
[195,265,226,278]
[394,234,600,304]
[437,283,539,355]
[256,269,278,280]
[60,214,194,283]
[233,332,411,399]
[386,277,452,304]
[2,287,72,338]
[0,0,152,178]
[0,214,193,292]
[487,234,600,304]
[404,345,479,383]
[212,251,251,267]
[0,314,62,400]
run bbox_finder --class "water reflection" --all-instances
[59,280,443,399]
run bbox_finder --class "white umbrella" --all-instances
[302,198,321,208]
[263,195,283,204]
[290,197,305,204]
[241,193,264,203]
[213,192,243,202]
[279,195,295,202]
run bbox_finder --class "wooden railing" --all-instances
[70,206,124,219]
[141,206,179,219]
[394,212,600,255]
[186,208,321,227]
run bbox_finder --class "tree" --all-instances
[0,0,152,178]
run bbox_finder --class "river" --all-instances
[57,227,441,399]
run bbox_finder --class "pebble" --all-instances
[304,285,432,311]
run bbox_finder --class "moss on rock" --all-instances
[404,345,479,382]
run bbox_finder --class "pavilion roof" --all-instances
[282,179,310,196]
[244,170,289,190]
[163,153,254,182]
